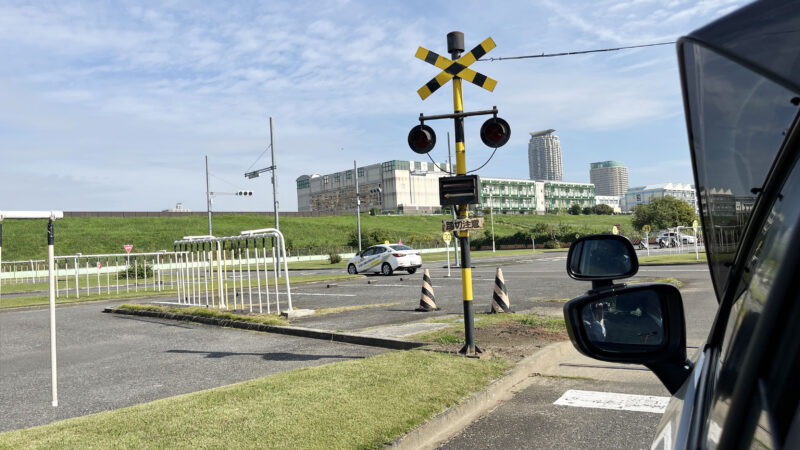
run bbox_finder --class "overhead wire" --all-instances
[453,41,675,172]
[478,41,675,62]
[245,144,272,172]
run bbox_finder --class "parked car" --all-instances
[562,1,800,448]
[656,231,695,247]
[346,244,422,276]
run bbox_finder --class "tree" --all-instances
[592,204,614,215]
[568,203,582,215]
[632,196,697,230]
[582,206,593,215]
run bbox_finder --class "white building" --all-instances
[296,160,452,214]
[480,178,595,214]
[528,129,563,181]
[595,195,622,213]
[590,161,629,196]
[624,183,697,211]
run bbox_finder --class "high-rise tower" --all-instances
[590,161,629,196]
[528,129,563,181]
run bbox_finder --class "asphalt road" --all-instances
[0,301,388,432]
[0,250,717,447]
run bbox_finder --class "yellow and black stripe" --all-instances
[415,37,497,100]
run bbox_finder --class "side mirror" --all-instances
[563,283,691,394]
[567,234,638,282]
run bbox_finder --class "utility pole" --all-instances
[205,155,213,236]
[269,117,279,231]
[355,160,362,252]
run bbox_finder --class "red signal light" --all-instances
[408,124,437,154]
[480,117,511,148]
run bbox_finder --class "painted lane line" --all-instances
[553,389,669,414]
[292,292,357,297]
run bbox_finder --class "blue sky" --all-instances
[0,0,742,212]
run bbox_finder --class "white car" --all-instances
[346,244,422,276]
[656,231,695,247]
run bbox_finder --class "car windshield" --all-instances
[390,245,413,251]
[680,41,800,298]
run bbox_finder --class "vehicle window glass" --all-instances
[682,42,799,298]
[705,149,800,449]
[363,248,376,256]
[390,245,412,251]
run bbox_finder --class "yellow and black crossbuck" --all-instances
[415,37,498,100]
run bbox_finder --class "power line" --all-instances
[245,144,272,172]
[479,41,675,62]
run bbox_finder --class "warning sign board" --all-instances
[124,244,133,253]
[442,218,485,232]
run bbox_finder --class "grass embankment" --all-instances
[413,313,566,346]
[0,351,506,449]
[1,214,632,261]
[638,253,707,265]
[0,274,362,309]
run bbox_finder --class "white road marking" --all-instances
[292,292,357,297]
[553,389,669,414]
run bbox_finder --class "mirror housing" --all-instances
[566,234,639,282]
[563,283,692,393]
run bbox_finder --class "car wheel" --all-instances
[381,263,393,276]
[347,264,357,275]
[407,267,417,274]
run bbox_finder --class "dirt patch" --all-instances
[425,320,569,363]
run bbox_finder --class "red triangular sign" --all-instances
[124,245,133,253]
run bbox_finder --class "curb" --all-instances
[103,307,426,351]
[390,341,566,449]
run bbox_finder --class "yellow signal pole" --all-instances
[448,31,480,356]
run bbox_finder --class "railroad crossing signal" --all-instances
[410,31,508,357]
[415,37,498,100]
[409,35,510,155]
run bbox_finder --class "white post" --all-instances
[646,231,650,257]
[695,228,699,260]
[489,192,495,253]
[446,241,451,277]
[47,220,58,407]
[74,256,80,298]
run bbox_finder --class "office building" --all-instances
[296,160,451,214]
[590,161,629,196]
[624,183,697,211]
[528,129,563,181]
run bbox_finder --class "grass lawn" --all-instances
[638,252,707,265]
[0,351,506,449]
[113,304,289,326]
[286,247,569,270]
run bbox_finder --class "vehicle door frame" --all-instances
[678,34,800,448]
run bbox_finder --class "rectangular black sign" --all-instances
[439,175,481,206]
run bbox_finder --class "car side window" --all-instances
[704,150,800,449]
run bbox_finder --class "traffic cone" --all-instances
[490,267,513,313]
[415,269,440,311]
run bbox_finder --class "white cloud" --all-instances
[0,0,745,211]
